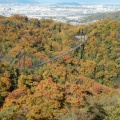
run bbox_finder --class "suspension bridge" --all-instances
[0,31,87,72]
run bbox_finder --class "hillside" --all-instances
[81,11,120,23]
[0,15,120,120]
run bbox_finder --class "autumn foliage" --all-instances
[0,15,120,119]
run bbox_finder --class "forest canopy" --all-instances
[0,15,120,120]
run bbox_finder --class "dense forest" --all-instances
[0,15,120,120]
[81,11,120,23]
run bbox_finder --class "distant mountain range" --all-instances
[56,2,80,6]
[0,0,119,4]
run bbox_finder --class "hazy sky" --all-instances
[37,0,120,3]
[0,0,120,4]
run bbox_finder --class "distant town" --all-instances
[0,3,120,24]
